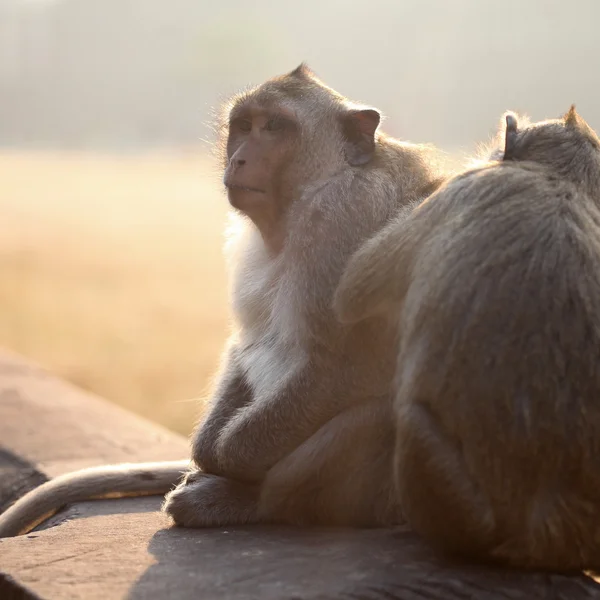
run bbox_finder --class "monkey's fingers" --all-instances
[0,459,190,538]
[162,473,259,528]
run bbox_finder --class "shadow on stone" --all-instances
[0,573,41,600]
[127,525,600,600]
[0,447,47,513]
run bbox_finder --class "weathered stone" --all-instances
[0,348,187,480]
[0,448,48,513]
[1,348,599,599]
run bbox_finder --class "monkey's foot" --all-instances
[162,473,260,528]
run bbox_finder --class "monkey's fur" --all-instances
[334,106,600,571]
[0,64,450,538]
[0,461,189,537]
[162,63,449,528]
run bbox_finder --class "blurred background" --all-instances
[1,0,599,436]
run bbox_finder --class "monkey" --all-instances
[0,63,451,538]
[333,106,600,572]
[162,62,451,528]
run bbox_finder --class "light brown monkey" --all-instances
[334,106,600,571]
[0,64,450,538]
[162,63,450,528]
[0,461,190,537]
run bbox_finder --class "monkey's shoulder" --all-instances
[428,161,579,218]
[288,171,403,253]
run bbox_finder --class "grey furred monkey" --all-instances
[334,106,600,571]
[0,64,450,538]
[0,461,189,537]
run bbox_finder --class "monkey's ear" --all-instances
[503,112,519,161]
[563,104,593,132]
[341,108,381,166]
[563,104,600,147]
[564,104,580,128]
[289,62,313,78]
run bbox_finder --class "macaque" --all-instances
[0,64,450,537]
[334,106,600,571]
[162,63,450,527]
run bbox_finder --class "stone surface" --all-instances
[0,347,188,483]
[1,348,600,599]
[0,448,48,514]
[2,504,600,600]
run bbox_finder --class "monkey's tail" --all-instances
[0,459,190,538]
[333,217,416,324]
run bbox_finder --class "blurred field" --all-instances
[0,150,232,436]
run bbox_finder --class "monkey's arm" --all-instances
[333,187,454,324]
[0,460,189,538]
[211,190,425,482]
[333,212,417,324]
[190,341,253,475]
[210,180,449,482]
[214,372,347,483]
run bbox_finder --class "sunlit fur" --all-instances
[162,64,453,528]
[0,461,189,537]
[0,64,452,538]
[334,108,600,571]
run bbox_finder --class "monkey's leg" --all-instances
[162,470,259,527]
[258,397,401,527]
[164,399,398,529]
[213,373,348,483]
[395,400,496,558]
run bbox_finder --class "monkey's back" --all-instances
[396,162,600,569]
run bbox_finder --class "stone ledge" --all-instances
[1,348,599,599]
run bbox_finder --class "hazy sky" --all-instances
[2,0,600,153]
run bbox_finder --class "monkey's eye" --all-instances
[264,116,287,132]
[232,118,252,133]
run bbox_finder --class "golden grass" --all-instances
[0,149,232,436]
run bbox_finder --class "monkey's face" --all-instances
[221,65,381,235]
[224,103,299,218]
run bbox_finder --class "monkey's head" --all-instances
[220,63,381,243]
[497,107,600,196]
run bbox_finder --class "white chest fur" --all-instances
[227,220,308,400]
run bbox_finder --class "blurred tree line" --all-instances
[1,0,600,152]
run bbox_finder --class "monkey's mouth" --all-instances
[225,183,266,194]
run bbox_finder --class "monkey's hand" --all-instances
[214,376,344,483]
[162,470,259,528]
